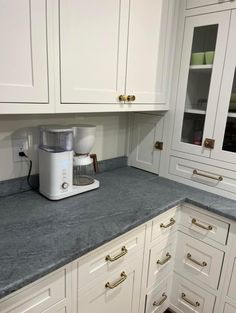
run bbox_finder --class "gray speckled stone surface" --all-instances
[0,166,236,300]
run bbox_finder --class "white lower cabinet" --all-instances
[228,259,236,301]
[145,276,172,313]
[0,205,235,313]
[170,274,216,313]
[147,235,176,289]
[223,303,236,313]
[77,255,142,313]
[175,232,224,289]
[0,267,70,313]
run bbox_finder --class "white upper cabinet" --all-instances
[0,0,48,104]
[212,10,236,164]
[125,0,172,104]
[59,0,174,107]
[186,0,234,10]
[59,0,129,104]
[172,11,230,157]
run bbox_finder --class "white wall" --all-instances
[0,113,128,181]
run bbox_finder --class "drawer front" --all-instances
[78,256,142,313]
[78,226,145,287]
[187,0,231,9]
[224,303,236,313]
[228,258,236,300]
[148,235,176,289]
[179,206,229,245]
[175,232,224,289]
[169,156,236,195]
[145,276,171,313]
[0,268,66,313]
[151,208,178,242]
[171,274,215,313]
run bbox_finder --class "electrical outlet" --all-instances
[13,138,29,162]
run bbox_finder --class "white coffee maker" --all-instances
[39,125,99,200]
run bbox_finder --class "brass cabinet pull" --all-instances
[154,141,163,150]
[160,218,175,229]
[153,293,167,307]
[157,252,171,265]
[193,169,223,182]
[105,246,128,262]
[105,271,127,289]
[119,95,127,101]
[127,95,136,102]
[181,293,200,307]
[204,138,215,149]
[187,253,207,267]
[192,218,213,230]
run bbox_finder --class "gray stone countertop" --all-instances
[0,167,236,300]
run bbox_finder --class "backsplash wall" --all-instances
[0,113,128,182]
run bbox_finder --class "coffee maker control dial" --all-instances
[62,182,69,190]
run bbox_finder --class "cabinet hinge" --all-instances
[154,141,163,150]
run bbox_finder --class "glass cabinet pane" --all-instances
[181,25,218,146]
[222,69,236,153]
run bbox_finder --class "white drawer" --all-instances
[179,206,229,245]
[151,208,178,242]
[175,232,224,289]
[169,156,236,195]
[145,276,171,313]
[78,226,145,288]
[78,255,142,313]
[228,258,236,301]
[224,303,236,313]
[171,274,215,313]
[0,268,66,313]
[186,0,232,9]
[147,235,176,289]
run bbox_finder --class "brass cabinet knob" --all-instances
[127,95,136,102]
[119,95,127,101]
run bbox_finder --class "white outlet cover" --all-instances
[13,138,29,162]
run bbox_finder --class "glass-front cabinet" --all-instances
[172,11,231,157]
[212,10,236,164]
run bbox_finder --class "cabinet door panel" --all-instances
[0,0,48,103]
[126,0,172,104]
[129,114,164,174]
[224,303,236,313]
[187,0,232,9]
[228,258,236,301]
[59,0,128,104]
[175,232,224,289]
[78,258,142,313]
[145,276,172,313]
[172,11,230,157]
[171,274,215,313]
[212,11,236,164]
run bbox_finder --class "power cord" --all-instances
[19,152,37,190]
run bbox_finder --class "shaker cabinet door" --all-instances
[78,258,142,313]
[172,11,230,157]
[59,0,129,104]
[125,0,173,104]
[212,10,236,164]
[0,0,48,104]
[129,114,164,174]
